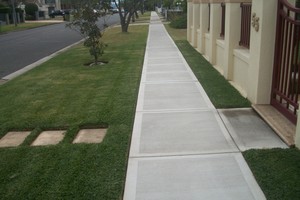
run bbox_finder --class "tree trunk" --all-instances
[119,12,128,32]
[122,23,129,32]
[94,54,98,64]
[93,42,98,64]
[120,11,134,32]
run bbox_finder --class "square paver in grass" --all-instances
[31,130,66,146]
[0,131,31,147]
[73,129,107,144]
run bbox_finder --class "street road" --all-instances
[0,14,120,78]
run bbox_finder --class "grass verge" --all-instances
[243,148,300,200]
[165,24,251,108]
[0,22,60,34]
[0,25,148,199]
[133,11,151,23]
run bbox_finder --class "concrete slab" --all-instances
[31,130,65,146]
[147,51,179,58]
[146,64,188,73]
[0,131,31,147]
[137,82,214,111]
[148,41,174,47]
[124,154,266,200]
[143,71,196,82]
[147,43,175,49]
[148,35,170,39]
[147,47,178,51]
[147,57,183,65]
[148,33,169,37]
[146,45,179,56]
[218,108,288,151]
[130,110,238,157]
[73,128,107,144]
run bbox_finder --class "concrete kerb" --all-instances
[1,38,85,82]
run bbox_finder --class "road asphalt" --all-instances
[0,14,119,79]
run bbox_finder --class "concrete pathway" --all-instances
[123,12,282,200]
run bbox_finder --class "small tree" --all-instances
[67,3,106,65]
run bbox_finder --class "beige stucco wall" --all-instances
[232,49,250,97]
[296,114,300,148]
[222,3,241,80]
[187,0,300,147]
[208,3,222,64]
[204,33,210,60]
[196,3,209,53]
[191,4,200,47]
[215,39,225,74]
[247,0,277,104]
[188,0,277,102]
[187,2,193,42]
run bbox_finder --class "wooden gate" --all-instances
[271,0,300,124]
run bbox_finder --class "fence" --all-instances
[239,3,252,48]
[271,0,300,124]
[220,3,226,38]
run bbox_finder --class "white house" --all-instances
[187,0,300,147]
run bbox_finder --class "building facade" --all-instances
[187,0,300,147]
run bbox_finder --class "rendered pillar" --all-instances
[197,3,209,54]
[296,111,300,148]
[207,3,222,64]
[223,3,241,80]
[248,0,277,104]
[191,2,200,47]
[187,1,193,42]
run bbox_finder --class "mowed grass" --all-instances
[165,25,251,108]
[0,22,60,34]
[243,148,300,200]
[0,25,148,199]
[133,11,151,23]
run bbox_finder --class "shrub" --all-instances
[25,14,35,20]
[25,3,38,16]
[0,3,7,8]
[15,8,23,13]
[67,4,106,65]
[0,7,10,14]
[170,14,187,29]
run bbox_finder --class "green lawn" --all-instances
[0,22,60,34]
[165,24,251,108]
[0,25,148,199]
[133,11,151,23]
[243,148,300,200]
